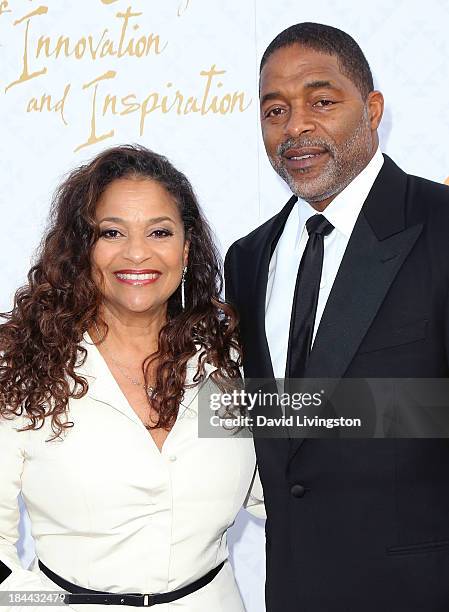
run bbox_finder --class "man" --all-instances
[225,22,449,612]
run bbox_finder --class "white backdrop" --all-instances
[2,2,449,611]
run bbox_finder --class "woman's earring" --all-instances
[181,266,187,309]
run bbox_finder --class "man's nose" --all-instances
[284,105,315,138]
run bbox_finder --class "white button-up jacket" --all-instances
[0,337,264,611]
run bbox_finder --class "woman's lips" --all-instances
[113,270,161,286]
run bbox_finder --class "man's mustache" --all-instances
[276,138,333,157]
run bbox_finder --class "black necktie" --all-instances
[285,214,335,379]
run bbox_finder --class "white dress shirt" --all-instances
[265,148,384,379]
[0,335,263,612]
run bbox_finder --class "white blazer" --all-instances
[0,336,264,612]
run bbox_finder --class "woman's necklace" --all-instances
[93,322,155,398]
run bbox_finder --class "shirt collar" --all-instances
[76,333,219,417]
[77,333,218,376]
[296,147,384,239]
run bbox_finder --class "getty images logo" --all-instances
[209,389,324,412]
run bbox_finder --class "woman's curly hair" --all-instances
[0,144,241,437]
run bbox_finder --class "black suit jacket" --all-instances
[225,156,449,612]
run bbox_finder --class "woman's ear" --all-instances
[183,239,190,267]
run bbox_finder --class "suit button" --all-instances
[290,484,306,498]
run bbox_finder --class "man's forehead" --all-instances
[260,46,353,95]
[260,44,344,85]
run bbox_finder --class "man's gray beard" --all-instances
[269,109,373,204]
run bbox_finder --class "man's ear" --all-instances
[367,90,384,131]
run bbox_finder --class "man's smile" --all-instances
[282,147,330,171]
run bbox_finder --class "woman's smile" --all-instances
[113,269,162,286]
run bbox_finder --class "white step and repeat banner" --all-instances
[2,1,449,610]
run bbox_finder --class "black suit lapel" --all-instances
[241,195,297,380]
[305,216,423,379]
[288,155,423,460]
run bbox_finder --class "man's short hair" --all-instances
[260,22,374,100]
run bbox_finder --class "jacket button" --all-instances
[290,484,306,498]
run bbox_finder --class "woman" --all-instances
[0,145,263,611]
